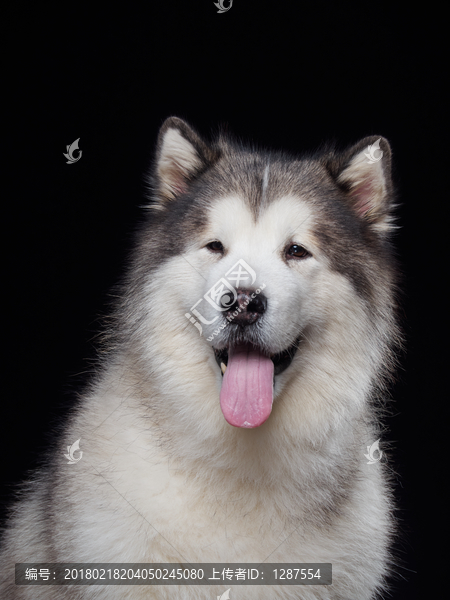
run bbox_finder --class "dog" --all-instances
[0,117,401,598]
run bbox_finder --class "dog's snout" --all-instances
[222,288,267,327]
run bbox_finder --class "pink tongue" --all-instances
[220,343,274,428]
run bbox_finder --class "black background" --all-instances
[3,3,447,598]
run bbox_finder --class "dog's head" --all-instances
[126,118,400,432]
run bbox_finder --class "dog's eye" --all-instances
[286,244,311,259]
[206,240,224,253]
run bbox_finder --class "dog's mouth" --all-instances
[213,339,300,377]
[213,338,300,429]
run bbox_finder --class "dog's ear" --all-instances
[152,117,218,207]
[332,136,395,234]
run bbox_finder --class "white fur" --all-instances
[0,195,394,599]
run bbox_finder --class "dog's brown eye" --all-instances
[286,244,310,259]
[206,240,224,253]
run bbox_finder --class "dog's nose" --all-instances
[222,288,267,327]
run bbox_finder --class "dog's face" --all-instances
[131,118,398,430]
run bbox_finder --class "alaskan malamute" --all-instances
[0,118,401,599]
